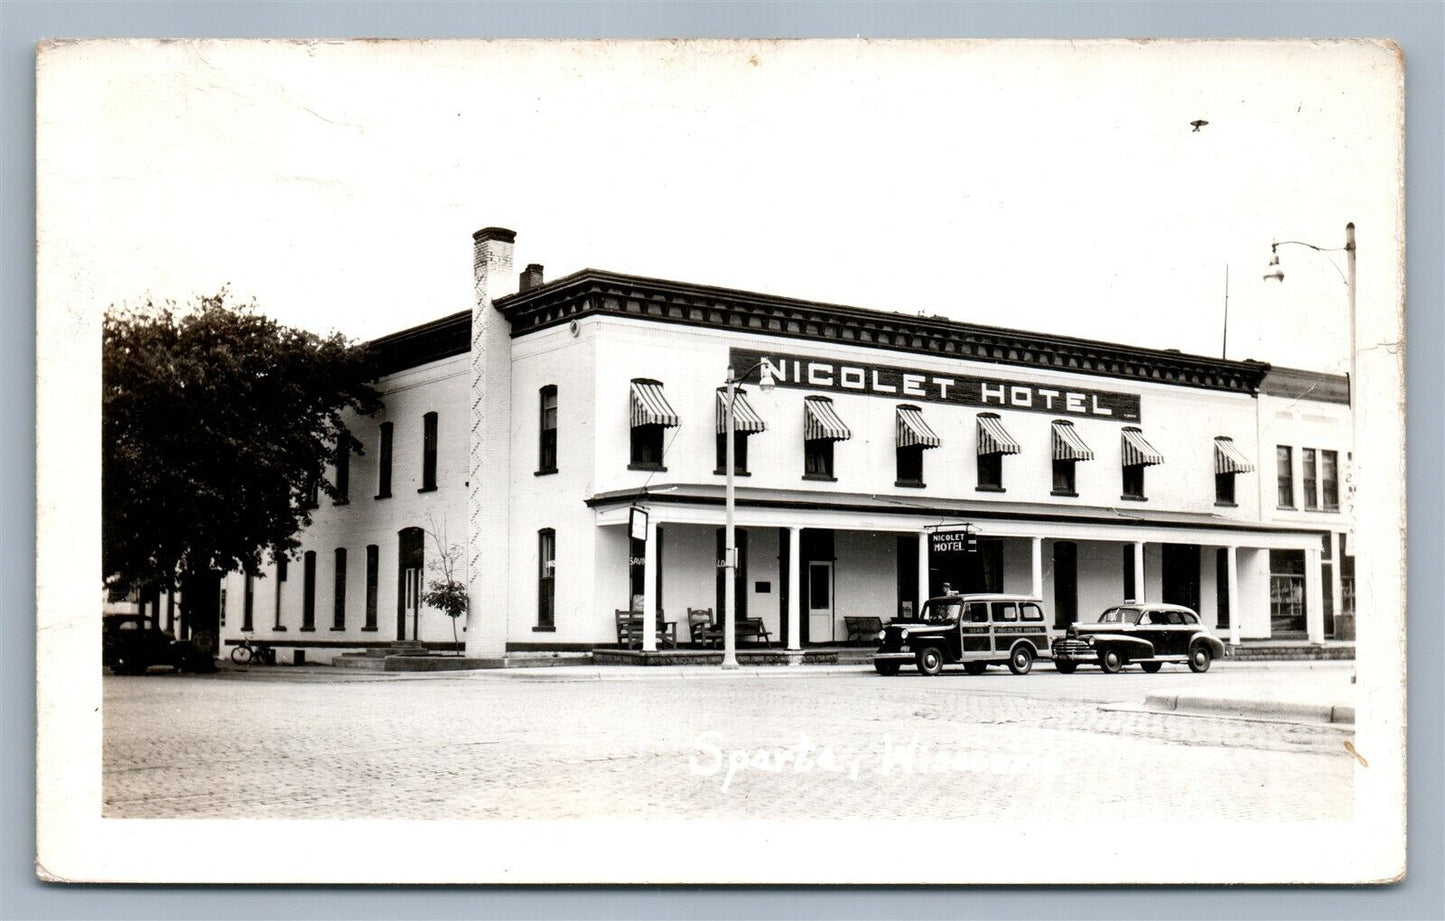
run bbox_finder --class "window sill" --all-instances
[535,468,558,477]
[975,485,1006,493]
[628,463,667,472]
[1119,495,1148,502]
[331,626,346,632]
[713,469,752,477]
[1214,501,1238,508]
[1304,507,1339,513]
[299,626,316,633]
[360,626,378,633]
[272,626,287,632]
[375,493,392,501]
[417,485,438,494]
[1276,505,1296,511]
[532,625,556,633]
[802,473,837,482]
[895,480,926,489]
[1050,490,1079,498]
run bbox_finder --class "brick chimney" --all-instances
[519,263,545,293]
[465,227,516,661]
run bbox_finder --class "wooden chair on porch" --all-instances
[616,609,677,650]
[688,608,723,648]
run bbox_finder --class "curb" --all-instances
[1143,692,1354,725]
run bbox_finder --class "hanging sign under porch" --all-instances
[731,347,1142,421]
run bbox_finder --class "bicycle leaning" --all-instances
[229,638,277,666]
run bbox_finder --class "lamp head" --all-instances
[1263,250,1284,283]
[758,369,775,394]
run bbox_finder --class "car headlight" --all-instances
[876,629,887,641]
[899,628,909,640]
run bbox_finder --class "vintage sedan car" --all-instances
[1051,603,1226,674]
[873,593,1053,677]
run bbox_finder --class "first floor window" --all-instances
[273,556,288,629]
[1052,458,1076,495]
[332,548,347,630]
[364,545,379,631]
[1269,549,1307,635]
[1216,547,1231,629]
[895,445,924,486]
[804,439,834,478]
[538,529,556,629]
[1122,464,1145,500]
[301,551,317,631]
[1215,471,1236,505]
[1123,545,1137,601]
[242,575,254,632]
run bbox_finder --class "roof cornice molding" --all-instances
[496,269,1271,394]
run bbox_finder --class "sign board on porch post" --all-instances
[629,506,648,543]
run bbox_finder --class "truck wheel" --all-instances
[1188,644,1213,673]
[874,660,901,677]
[915,647,944,676]
[1054,660,1078,674]
[1007,645,1034,676]
[1099,649,1124,674]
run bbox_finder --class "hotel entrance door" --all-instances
[807,561,834,643]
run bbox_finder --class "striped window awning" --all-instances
[715,388,767,434]
[630,380,679,428]
[976,413,1022,456]
[1214,436,1255,474]
[1051,420,1095,461]
[804,397,852,442]
[896,405,942,450]
[1121,427,1165,467]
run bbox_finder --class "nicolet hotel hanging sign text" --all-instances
[731,348,1142,422]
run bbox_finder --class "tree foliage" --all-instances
[102,291,381,594]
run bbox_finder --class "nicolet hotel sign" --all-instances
[732,348,1142,422]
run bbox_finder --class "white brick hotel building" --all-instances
[208,227,1355,663]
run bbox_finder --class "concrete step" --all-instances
[333,654,387,670]
[1227,643,1354,661]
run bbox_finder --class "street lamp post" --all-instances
[721,362,774,669]
[1263,222,1356,405]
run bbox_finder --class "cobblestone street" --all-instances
[103,663,1355,822]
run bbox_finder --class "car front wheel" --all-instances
[1008,645,1034,676]
[874,660,901,677]
[1099,649,1124,674]
[1188,644,1213,673]
[916,646,944,676]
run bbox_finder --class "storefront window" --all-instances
[1269,549,1307,636]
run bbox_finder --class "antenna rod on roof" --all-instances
[1221,264,1230,360]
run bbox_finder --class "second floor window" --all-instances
[538,386,558,474]
[1050,420,1093,497]
[629,379,679,471]
[1321,450,1340,510]
[894,405,940,488]
[1215,471,1236,505]
[420,412,438,492]
[1276,445,1294,507]
[975,413,1020,492]
[334,436,351,505]
[1213,436,1253,507]
[803,396,851,480]
[715,386,767,476]
[377,422,393,499]
[1302,448,1318,510]
[1053,458,1076,495]
[716,431,749,475]
[1120,426,1164,501]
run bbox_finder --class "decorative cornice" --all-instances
[495,269,1272,394]
[1259,366,1351,405]
[368,310,469,376]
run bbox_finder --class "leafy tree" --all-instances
[421,518,468,653]
[102,290,381,601]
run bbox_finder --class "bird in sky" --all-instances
[1190,119,1209,132]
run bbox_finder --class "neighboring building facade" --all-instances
[213,228,1355,663]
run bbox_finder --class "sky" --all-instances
[37,39,1403,374]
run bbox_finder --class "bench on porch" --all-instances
[844,616,885,644]
[615,610,677,649]
[687,608,772,647]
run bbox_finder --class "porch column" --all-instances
[1030,537,1043,598]
[1225,545,1241,647]
[641,515,658,652]
[786,527,801,651]
[1305,544,1325,644]
[1133,542,1146,603]
[917,531,930,615]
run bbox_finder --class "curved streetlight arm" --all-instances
[1269,239,1351,287]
